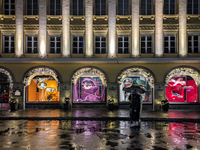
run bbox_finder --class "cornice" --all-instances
[24,25,39,30]
[0,24,15,29]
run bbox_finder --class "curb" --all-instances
[0,117,200,122]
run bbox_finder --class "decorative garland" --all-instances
[117,68,154,88]
[23,68,59,86]
[0,68,13,100]
[71,68,107,87]
[165,68,200,86]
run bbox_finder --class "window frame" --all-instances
[3,0,15,15]
[94,0,107,15]
[26,0,38,15]
[117,34,130,54]
[164,34,176,53]
[26,34,38,54]
[94,34,107,54]
[49,34,61,54]
[49,0,61,15]
[72,34,84,54]
[71,0,84,15]
[187,0,199,14]
[140,34,153,54]
[2,34,15,53]
[188,33,200,53]
[140,0,153,15]
[117,0,130,15]
[163,0,176,15]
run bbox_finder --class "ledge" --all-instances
[0,57,200,64]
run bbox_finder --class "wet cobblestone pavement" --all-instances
[0,120,200,150]
[1,109,200,121]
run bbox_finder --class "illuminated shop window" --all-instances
[72,0,84,15]
[49,35,61,54]
[165,75,198,103]
[72,35,84,54]
[49,0,61,15]
[188,34,200,53]
[27,76,59,102]
[117,0,129,15]
[118,35,129,54]
[26,0,38,15]
[164,34,176,53]
[164,0,176,14]
[3,0,15,15]
[26,34,38,53]
[95,35,106,54]
[141,34,153,53]
[3,34,14,53]
[119,76,152,103]
[187,0,199,14]
[73,75,105,103]
[141,0,153,15]
[94,0,107,15]
[0,73,10,103]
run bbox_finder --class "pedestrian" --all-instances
[130,89,142,127]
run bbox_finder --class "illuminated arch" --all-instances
[23,67,59,86]
[71,67,107,87]
[117,67,154,88]
[165,67,200,86]
[0,68,14,92]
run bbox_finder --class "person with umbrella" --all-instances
[129,89,143,127]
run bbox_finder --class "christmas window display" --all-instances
[27,76,59,102]
[73,75,105,103]
[165,75,198,103]
[119,76,152,103]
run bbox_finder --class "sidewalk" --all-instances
[0,108,200,122]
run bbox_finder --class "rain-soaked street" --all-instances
[0,120,200,150]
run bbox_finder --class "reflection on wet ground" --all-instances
[0,120,200,150]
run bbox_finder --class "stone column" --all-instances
[85,0,93,57]
[15,0,23,57]
[179,0,187,57]
[108,0,116,58]
[155,0,163,57]
[38,0,47,58]
[132,0,139,57]
[62,0,70,57]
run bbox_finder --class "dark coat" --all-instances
[130,95,141,121]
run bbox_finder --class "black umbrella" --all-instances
[122,84,146,94]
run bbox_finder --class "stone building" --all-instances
[0,0,199,110]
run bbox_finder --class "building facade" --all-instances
[0,0,200,110]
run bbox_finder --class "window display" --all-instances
[0,73,10,103]
[73,76,105,103]
[27,76,59,102]
[119,76,152,103]
[165,75,197,103]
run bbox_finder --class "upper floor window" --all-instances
[26,35,38,53]
[3,34,14,53]
[188,34,200,53]
[72,0,84,15]
[141,0,152,15]
[141,34,153,53]
[187,0,199,14]
[117,0,129,15]
[164,0,176,14]
[3,0,15,15]
[118,35,129,54]
[95,35,106,54]
[49,35,61,54]
[94,0,107,15]
[27,0,38,15]
[164,34,176,53]
[72,35,84,54]
[49,0,61,15]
